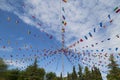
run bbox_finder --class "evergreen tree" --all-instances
[78,64,83,80]
[83,66,92,80]
[107,54,120,80]
[6,69,20,80]
[0,58,7,79]
[60,72,63,80]
[91,66,102,80]
[25,58,45,80]
[67,72,72,80]
[72,66,77,80]
[46,72,56,80]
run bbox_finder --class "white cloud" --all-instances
[4,59,27,68]
[0,46,13,52]
[0,0,120,79]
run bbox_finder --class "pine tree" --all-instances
[78,64,83,80]
[46,72,56,80]
[6,69,20,80]
[91,66,102,80]
[67,72,72,80]
[60,72,63,80]
[72,66,77,80]
[83,66,92,80]
[25,58,45,80]
[107,54,120,80]
[0,58,7,79]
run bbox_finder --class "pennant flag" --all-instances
[116,9,120,13]
[62,7,65,12]
[16,20,19,24]
[89,32,92,37]
[62,15,65,20]
[7,17,10,21]
[32,16,36,19]
[95,43,98,45]
[84,36,88,40]
[101,40,104,42]
[63,0,67,3]
[100,22,102,27]
[62,28,65,33]
[110,19,113,23]
[49,35,53,39]
[107,38,111,40]
[114,7,118,11]
[116,34,119,38]
[108,14,111,19]
[94,28,96,32]
[101,49,104,52]
[86,46,88,48]
[115,48,118,51]
[80,39,83,42]
[37,23,41,26]
[64,22,67,26]
[62,21,67,26]
[28,30,31,35]
[91,44,94,47]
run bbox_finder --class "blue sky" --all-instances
[0,0,120,80]
[0,8,73,77]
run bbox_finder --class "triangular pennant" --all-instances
[63,0,67,3]
[80,39,83,42]
[84,36,88,40]
[62,15,66,20]
[114,7,118,11]
[100,22,102,27]
[108,14,111,19]
[89,32,92,37]
[94,28,96,32]
[116,9,120,13]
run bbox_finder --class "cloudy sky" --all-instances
[0,0,120,80]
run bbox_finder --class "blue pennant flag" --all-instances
[100,22,102,27]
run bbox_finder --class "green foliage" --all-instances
[83,66,92,80]
[60,72,63,80]
[78,64,83,80]
[1,55,120,80]
[67,65,102,80]
[72,66,77,80]
[46,72,56,80]
[67,72,72,80]
[0,58,7,79]
[6,69,20,80]
[91,66,102,80]
[107,54,120,80]
[24,58,45,80]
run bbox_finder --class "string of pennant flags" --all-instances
[1,45,120,73]
[2,47,120,69]
[66,6,120,49]
[1,0,120,74]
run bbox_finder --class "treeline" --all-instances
[0,54,120,80]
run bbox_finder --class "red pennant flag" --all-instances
[63,0,67,3]
[116,9,120,13]
[80,39,83,42]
